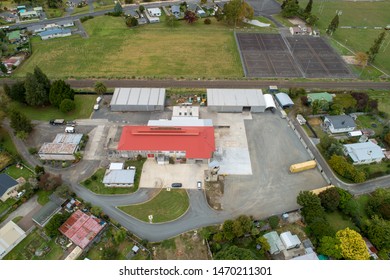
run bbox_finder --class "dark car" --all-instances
[171,183,182,188]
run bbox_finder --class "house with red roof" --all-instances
[59,210,106,250]
[117,126,215,164]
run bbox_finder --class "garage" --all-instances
[264,94,276,110]
[207,89,266,113]
[110,88,166,112]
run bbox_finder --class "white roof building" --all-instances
[263,231,285,254]
[344,141,385,165]
[280,231,301,250]
[102,169,136,187]
[207,89,266,113]
[0,221,27,259]
[109,162,124,170]
[263,94,276,110]
[110,88,165,112]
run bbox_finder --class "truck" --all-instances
[289,160,317,173]
[65,127,75,133]
[49,119,65,125]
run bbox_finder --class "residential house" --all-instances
[343,141,385,165]
[263,231,285,255]
[0,12,18,23]
[324,115,356,133]
[39,28,71,40]
[19,11,39,20]
[56,20,74,28]
[289,25,313,36]
[187,3,206,17]
[0,174,19,202]
[147,8,161,17]
[27,24,46,34]
[33,7,43,15]
[280,231,301,250]
[126,10,139,18]
[38,133,82,160]
[6,30,21,43]
[0,221,27,259]
[32,194,65,227]
[3,56,24,71]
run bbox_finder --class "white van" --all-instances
[65,126,75,133]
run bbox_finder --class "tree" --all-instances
[319,188,340,212]
[139,5,145,13]
[113,2,123,15]
[204,18,211,24]
[336,228,370,260]
[55,185,71,199]
[8,81,26,103]
[165,15,179,28]
[60,99,76,113]
[0,62,7,74]
[304,0,313,15]
[94,81,107,96]
[38,173,62,191]
[256,236,270,255]
[47,0,63,9]
[126,17,139,27]
[384,132,390,146]
[308,216,335,241]
[102,246,119,259]
[33,66,51,97]
[232,215,252,238]
[305,14,318,26]
[351,92,370,111]
[24,73,48,106]
[91,206,103,217]
[367,188,390,220]
[114,228,127,245]
[44,212,70,237]
[35,165,45,177]
[355,52,368,67]
[331,94,357,114]
[10,110,32,134]
[329,155,366,183]
[214,6,225,21]
[297,190,322,209]
[184,10,198,24]
[49,80,75,108]
[366,216,390,250]
[214,245,256,260]
[281,0,301,18]
[222,219,235,241]
[326,14,339,35]
[367,31,386,62]
[268,215,279,229]
[317,236,342,259]
[336,187,353,212]
[224,0,254,26]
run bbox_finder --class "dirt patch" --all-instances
[205,177,224,210]
[342,55,359,65]
[153,231,210,260]
[308,117,322,126]
[288,17,306,26]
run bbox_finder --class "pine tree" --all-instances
[326,14,339,35]
[304,0,313,14]
[367,31,386,62]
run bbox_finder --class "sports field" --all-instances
[299,0,390,75]
[16,16,243,79]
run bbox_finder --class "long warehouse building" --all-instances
[110,88,166,111]
[207,89,266,113]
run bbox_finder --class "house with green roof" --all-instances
[307,92,333,104]
[7,30,21,43]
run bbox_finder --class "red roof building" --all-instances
[59,210,106,249]
[117,126,215,160]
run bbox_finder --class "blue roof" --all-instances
[40,28,71,37]
[275,92,294,107]
[0,173,18,196]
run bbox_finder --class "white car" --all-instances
[96,96,102,103]
[93,104,100,110]
[197,181,202,190]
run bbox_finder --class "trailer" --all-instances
[289,160,317,173]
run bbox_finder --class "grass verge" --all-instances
[119,189,189,223]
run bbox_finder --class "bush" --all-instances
[59,99,75,113]
[80,15,94,23]
[28,147,38,155]
[124,0,133,3]
[204,18,211,24]
[268,215,279,229]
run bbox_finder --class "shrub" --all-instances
[28,147,38,155]
[124,0,133,3]
[59,99,75,113]
[268,215,279,229]
[204,18,211,24]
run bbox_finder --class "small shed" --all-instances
[263,94,276,110]
[132,245,140,254]
[263,231,285,255]
[109,162,124,170]
[275,92,294,109]
[280,231,301,250]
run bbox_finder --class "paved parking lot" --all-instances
[139,160,207,189]
[221,113,326,218]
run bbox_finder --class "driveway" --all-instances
[139,160,207,189]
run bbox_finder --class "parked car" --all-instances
[96,96,102,103]
[171,183,182,188]
[49,119,65,125]
[66,120,76,126]
[197,181,202,190]
[93,104,100,110]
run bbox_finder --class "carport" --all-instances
[275,92,294,109]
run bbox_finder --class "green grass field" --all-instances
[4,164,34,180]
[3,229,63,260]
[368,91,390,114]
[325,211,359,232]
[9,95,96,121]
[0,198,16,215]
[15,16,243,79]
[299,0,390,75]
[0,127,18,156]
[119,189,189,223]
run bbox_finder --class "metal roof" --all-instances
[39,28,71,37]
[109,163,124,170]
[263,231,285,255]
[0,174,18,196]
[39,143,78,155]
[56,20,74,26]
[207,89,265,107]
[110,88,165,107]
[172,106,199,118]
[344,142,385,163]
[0,221,26,258]
[280,231,301,249]
[32,201,61,227]
[53,133,83,144]
[102,169,135,184]
[307,92,333,103]
[148,118,213,127]
[325,115,356,129]
[275,92,294,107]
[263,94,276,109]
[27,24,45,32]
[118,126,215,159]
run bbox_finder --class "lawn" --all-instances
[368,91,390,114]
[298,0,390,75]
[37,190,53,205]
[325,211,359,232]
[45,7,64,19]
[119,189,189,223]
[71,5,91,15]
[353,194,370,221]
[3,229,63,260]
[0,127,18,156]
[15,16,243,79]
[355,114,384,136]
[355,161,390,180]
[82,158,146,195]
[4,164,35,180]
[0,198,16,215]
[9,94,96,121]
